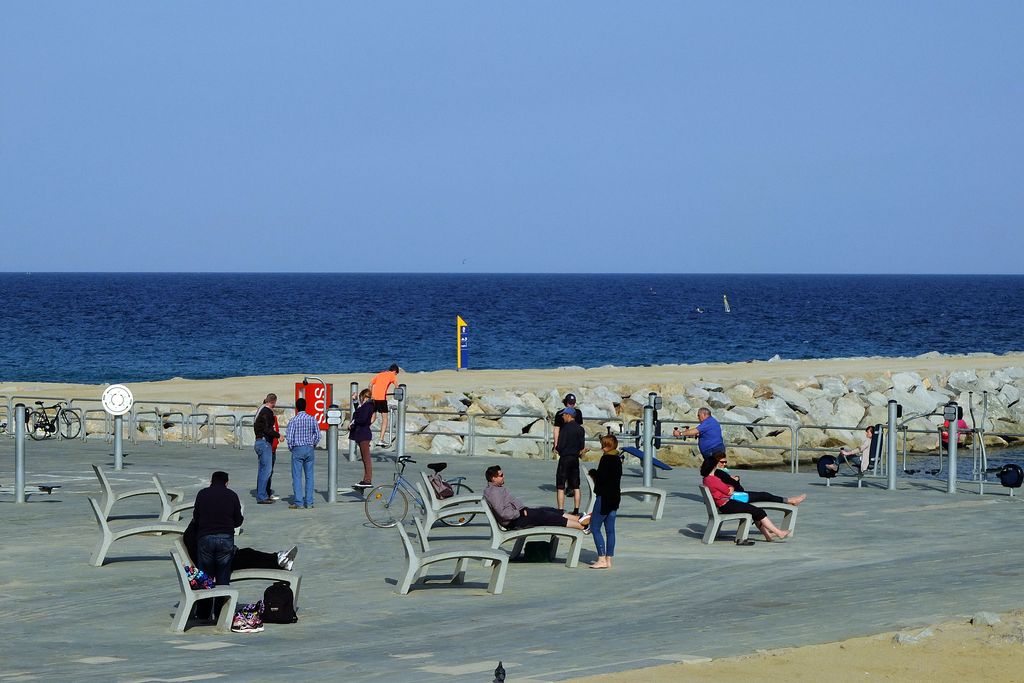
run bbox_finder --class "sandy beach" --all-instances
[4,352,1023,406]
[568,611,1024,682]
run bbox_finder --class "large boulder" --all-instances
[499,414,539,434]
[440,393,470,412]
[1001,384,1021,408]
[685,384,711,401]
[769,384,812,415]
[497,437,544,458]
[725,383,757,408]
[819,377,848,397]
[577,401,616,420]
[848,378,872,395]
[728,446,785,468]
[892,387,945,416]
[477,391,525,415]
[865,391,890,407]
[431,434,464,455]
[718,409,755,445]
[946,370,978,392]
[586,386,623,405]
[427,419,470,436]
[706,391,732,409]
[891,372,923,392]
[758,398,802,428]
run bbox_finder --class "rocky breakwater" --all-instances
[384,365,1024,468]
[126,364,1024,468]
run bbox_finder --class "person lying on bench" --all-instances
[483,466,589,530]
[701,453,803,542]
[183,519,298,572]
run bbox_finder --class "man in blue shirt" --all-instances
[286,398,321,509]
[673,407,725,462]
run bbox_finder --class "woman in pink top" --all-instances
[701,453,804,543]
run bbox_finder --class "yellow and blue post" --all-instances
[457,315,469,370]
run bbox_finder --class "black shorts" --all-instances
[555,456,581,492]
[373,400,389,413]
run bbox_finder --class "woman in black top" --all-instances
[349,389,375,489]
[587,434,623,569]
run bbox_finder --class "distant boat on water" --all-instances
[723,293,731,314]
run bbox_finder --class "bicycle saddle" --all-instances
[35,401,44,406]
[427,462,447,473]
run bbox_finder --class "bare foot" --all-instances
[774,529,791,540]
[788,494,806,506]
[589,560,609,569]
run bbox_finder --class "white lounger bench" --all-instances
[170,549,238,632]
[480,503,584,568]
[173,539,302,609]
[698,485,798,545]
[394,517,509,595]
[581,465,667,521]
[88,496,185,566]
[93,464,184,519]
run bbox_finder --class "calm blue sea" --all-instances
[3,273,1023,384]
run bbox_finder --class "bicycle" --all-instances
[27,401,82,440]
[364,455,476,528]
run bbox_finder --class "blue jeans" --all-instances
[591,496,617,557]
[197,533,235,620]
[254,438,273,501]
[197,533,235,586]
[290,444,315,507]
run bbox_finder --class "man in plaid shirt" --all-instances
[286,398,322,509]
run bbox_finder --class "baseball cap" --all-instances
[562,407,576,416]
[563,393,577,404]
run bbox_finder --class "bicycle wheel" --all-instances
[364,485,409,528]
[27,411,50,440]
[439,482,476,527]
[58,410,82,440]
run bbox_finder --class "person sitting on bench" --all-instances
[483,466,589,530]
[830,425,875,474]
[701,453,803,542]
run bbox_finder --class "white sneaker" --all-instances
[269,495,281,501]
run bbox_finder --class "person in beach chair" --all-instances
[701,453,803,543]
[826,425,880,475]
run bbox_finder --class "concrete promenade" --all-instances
[2,436,1022,682]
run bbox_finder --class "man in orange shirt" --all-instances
[370,364,400,447]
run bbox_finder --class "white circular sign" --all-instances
[101,384,134,416]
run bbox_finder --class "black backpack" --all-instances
[262,581,298,624]
[997,464,1024,489]
[817,454,839,479]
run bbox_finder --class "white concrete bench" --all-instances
[581,465,667,521]
[93,464,184,519]
[394,517,508,595]
[698,485,798,544]
[173,539,302,609]
[170,549,238,632]
[154,475,195,522]
[88,496,185,566]
[414,482,485,532]
[480,503,584,568]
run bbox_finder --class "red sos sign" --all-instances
[294,382,333,430]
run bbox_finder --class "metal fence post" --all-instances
[327,405,339,504]
[642,394,655,488]
[790,426,800,473]
[347,382,358,463]
[14,404,26,504]
[947,402,959,495]
[887,400,899,490]
[395,384,407,459]
[467,414,476,457]
[114,414,125,470]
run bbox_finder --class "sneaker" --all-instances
[578,513,591,526]
[582,526,591,535]
[354,481,373,490]
[288,504,301,509]
[375,440,386,447]
[277,545,299,569]
[269,495,281,501]
[306,504,314,509]
[257,499,275,505]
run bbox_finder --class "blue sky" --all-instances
[2,2,1022,273]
